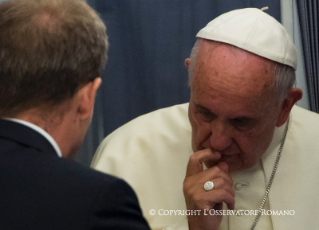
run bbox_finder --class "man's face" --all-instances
[188,41,283,172]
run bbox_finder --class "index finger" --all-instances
[186,149,221,177]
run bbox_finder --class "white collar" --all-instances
[4,118,62,157]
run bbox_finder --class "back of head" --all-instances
[0,0,108,117]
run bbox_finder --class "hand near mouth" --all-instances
[183,148,235,230]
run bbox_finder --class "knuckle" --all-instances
[183,178,195,193]
[218,179,226,187]
[210,166,222,174]
[183,177,191,188]
[183,184,190,193]
[214,189,226,198]
[192,193,203,203]
[188,154,198,163]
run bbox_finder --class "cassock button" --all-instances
[234,182,249,191]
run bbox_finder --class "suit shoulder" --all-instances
[57,157,124,186]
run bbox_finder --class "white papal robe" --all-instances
[91,103,319,230]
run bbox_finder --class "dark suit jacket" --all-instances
[0,119,150,230]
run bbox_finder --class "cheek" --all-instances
[237,127,275,169]
[189,108,211,152]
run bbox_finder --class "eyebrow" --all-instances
[195,103,211,112]
[232,116,255,122]
[195,103,256,121]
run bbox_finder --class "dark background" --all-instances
[76,0,281,166]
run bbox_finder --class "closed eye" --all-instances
[230,117,256,131]
[196,104,216,122]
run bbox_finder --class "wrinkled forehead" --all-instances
[192,41,277,100]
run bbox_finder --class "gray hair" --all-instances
[0,0,108,117]
[188,39,296,104]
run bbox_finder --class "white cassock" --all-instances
[91,103,319,230]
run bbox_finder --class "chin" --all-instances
[219,155,242,172]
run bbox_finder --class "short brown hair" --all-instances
[0,0,108,117]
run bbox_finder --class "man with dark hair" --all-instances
[0,0,150,229]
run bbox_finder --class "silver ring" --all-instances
[204,181,214,191]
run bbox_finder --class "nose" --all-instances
[209,121,233,152]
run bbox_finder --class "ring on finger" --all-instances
[204,181,214,191]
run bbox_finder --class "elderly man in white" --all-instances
[91,8,319,230]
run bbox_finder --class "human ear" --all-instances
[276,88,303,127]
[185,58,191,70]
[76,77,102,120]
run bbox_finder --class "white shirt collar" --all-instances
[4,118,62,157]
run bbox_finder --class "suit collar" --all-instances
[0,119,58,157]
